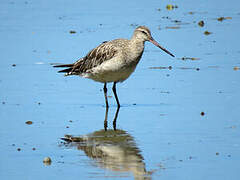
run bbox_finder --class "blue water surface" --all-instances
[0,0,240,179]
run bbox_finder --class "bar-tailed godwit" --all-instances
[54,26,174,108]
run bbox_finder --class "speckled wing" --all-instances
[70,41,118,74]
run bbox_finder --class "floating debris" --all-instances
[149,66,172,70]
[198,20,205,27]
[196,68,200,71]
[178,67,196,70]
[166,4,178,10]
[32,147,36,151]
[69,30,76,34]
[165,26,180,29]
[181,57,200,61]
[43,157,52,165]
[161,16,171,19]
[204,31,212,35]
[2,102,6,104]
[217,17,232,21]
[25,121,33,125]
[12,64,16,67]
[201,112,205,116]
[172,20,181,23]
[216,152,219,155]
[17,148,21,151]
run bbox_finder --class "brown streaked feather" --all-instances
[53,64,74,68]
[53,40,118,76]
[70,41,118,74]
[58,68,73,73]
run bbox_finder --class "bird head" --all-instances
[134,26,175,57]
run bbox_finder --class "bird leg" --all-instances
[104,106,109,131]
[112,82,120,108]
[113,106,120,130]
[103,83,109,108]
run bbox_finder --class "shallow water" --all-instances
[1,0,240,179]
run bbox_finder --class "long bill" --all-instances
[149,39,175,57]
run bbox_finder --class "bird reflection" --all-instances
[104,107,120,131]
[61,117,152,179]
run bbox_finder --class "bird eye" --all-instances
[141,31,148,35]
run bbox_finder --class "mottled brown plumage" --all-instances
[73,41,118,74]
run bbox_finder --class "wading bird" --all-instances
[54,26,174,108]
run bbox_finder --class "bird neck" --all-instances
[129,36,145,55]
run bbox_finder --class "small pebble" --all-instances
[196,68,200,71]
[201,112,205,116]
[217,17,232,21]
[218,17,224,21]
[198,20,205,27]
[216,152,219,155]
[25,121,33,125]
[233,66,239,71]
[166,4,178,10]
[43,157,52,165]
[17,148,21,151]
[204,31,212,35]
[32,147,36,151]
[12,64,16,67]
[69,30,76,34]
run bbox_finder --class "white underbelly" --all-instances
[82,58,138,83]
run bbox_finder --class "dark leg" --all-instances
[104,106,109,131]
[112,82,120,108]
[103,83,109,108]
[113,106,120,130]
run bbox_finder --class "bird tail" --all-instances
[53,63,74,75]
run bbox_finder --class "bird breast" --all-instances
[124,41,144,66]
